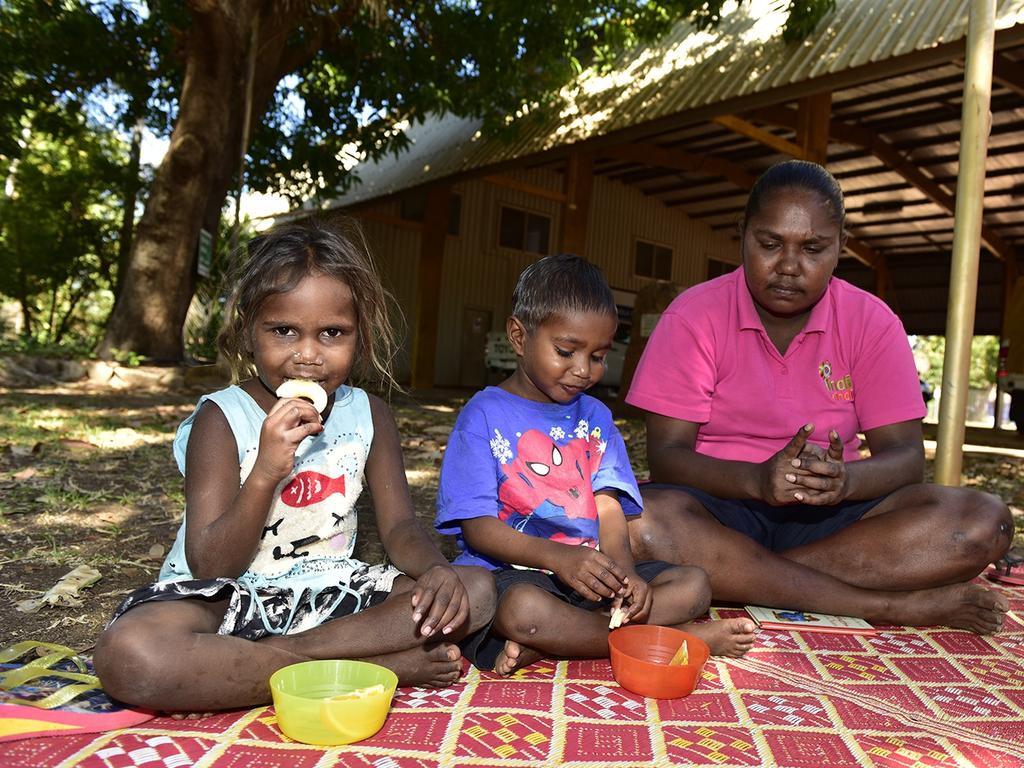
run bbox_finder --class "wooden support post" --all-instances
[410,184,451,390]
[559,153,593,256]
[796,92,832,165]
[935,0,995,486]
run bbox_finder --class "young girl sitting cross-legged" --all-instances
[94,220,494,713]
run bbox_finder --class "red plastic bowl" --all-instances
[608,625,710,699]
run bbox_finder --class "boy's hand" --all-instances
[554,547,628,602]
[620,571,652,624]
[252,398,323,483]
[411,564,469,638]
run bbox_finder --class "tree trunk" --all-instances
[113,114,144,300]
[98,1,259,362]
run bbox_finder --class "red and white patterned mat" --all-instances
[2,589,1022,768]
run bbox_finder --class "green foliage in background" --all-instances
[0,110,126,353]
[914,335,1000,390]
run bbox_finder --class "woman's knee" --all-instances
[654,565,711,619]
[630,488,707,561]
[954,489,1014,563]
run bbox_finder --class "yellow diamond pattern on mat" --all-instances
[670,738,694,748]
[524,732,548,746]
[696,727,715,737]
[464,725,487,739]
[730,739,753,751]
[698,738,725,751]
[494,727,516,742]
[709,751,730,763]
[496,714,519,727]
[494,744,516,758]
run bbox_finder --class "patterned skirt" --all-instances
[107,558,402,640]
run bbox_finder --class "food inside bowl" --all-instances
[326,684,386,701]
[668,640,689,666]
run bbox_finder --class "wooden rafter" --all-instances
[747,104,1016,262]
[602,141,879,267]
[483,174,566,203]
[991,54,1024,97]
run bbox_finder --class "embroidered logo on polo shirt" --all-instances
[818,360,854,401]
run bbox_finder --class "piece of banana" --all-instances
[608,606,627,629]
[276,379,328,413]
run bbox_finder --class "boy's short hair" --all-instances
[511,253,617,332]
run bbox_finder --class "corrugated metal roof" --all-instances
[322,0,1024,209]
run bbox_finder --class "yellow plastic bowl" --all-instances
[269,659,398,745]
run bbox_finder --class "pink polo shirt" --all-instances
[626,268,926,463]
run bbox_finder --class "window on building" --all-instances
[498,205,551,255]
[399,190,426,222]
[400,190,461,236]
[634,240,672,280]
[706,258,735,280]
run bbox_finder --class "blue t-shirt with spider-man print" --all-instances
[435,386,643,570]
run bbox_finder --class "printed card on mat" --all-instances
[744,605,877,635]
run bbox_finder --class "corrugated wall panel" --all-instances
[433,170,565,386]
[586,176,739,293]
[429,171,739,386]
[356,208,421,383]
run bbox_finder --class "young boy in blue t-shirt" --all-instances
[436,254,755,675]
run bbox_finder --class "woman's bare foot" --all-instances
[683,618,757,658]
[365,642,462,688]
[890,582,1008,634]
[494,640,544,677]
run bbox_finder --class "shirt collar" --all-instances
[736,267,834,335]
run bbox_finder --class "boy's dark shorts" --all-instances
[643,483,885,552]
[461,559,674,671]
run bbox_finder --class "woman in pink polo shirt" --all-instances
[626,160,1011,634]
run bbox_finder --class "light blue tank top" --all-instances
[159,384,374,584]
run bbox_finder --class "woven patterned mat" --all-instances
[1,585,1022,768]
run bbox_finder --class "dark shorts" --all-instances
[461,559,674,671]
[643,483,885,552]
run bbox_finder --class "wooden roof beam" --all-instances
[746,105,1016,263]
[482,174,566,203]
[989,53,1024,97]
[604,140,878,267]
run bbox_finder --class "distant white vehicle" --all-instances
[485,331,627,389]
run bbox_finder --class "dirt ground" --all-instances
[1,377,1022,653]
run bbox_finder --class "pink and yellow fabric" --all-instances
[1,584,1022,767]
[0,642,153,744]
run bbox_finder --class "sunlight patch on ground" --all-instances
[420,404,456,414]
[405,469,436,484]
[87,428,173,450]
[922,440,1024,460]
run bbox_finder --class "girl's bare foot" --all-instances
[684,618,757,658]
[365,642,462,688]
[494,640,543,677]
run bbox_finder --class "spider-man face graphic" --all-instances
[497,429,604,545]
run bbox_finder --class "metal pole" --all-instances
[935,0,995,485]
